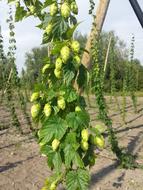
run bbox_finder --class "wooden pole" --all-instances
[82,0,110,69]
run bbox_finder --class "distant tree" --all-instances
[74,31,87,49]
[22,46,48,89]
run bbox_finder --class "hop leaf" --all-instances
[38,116,67,145]
[66,169,90,190]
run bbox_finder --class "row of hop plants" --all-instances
[0,5,31,133]
[108,35,138,124]
[9,0,106,189]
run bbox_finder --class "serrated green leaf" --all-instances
[74,152,84,168]
[66,169,90,190]
[65,87,77,103]
[66,111,90,130]
[64,144,83,168]
[40,144,53,156]
[15,6,27,22]
[53,152,62,174]
[64,70,75,86]
[64,145,75,168]
[45,88,56,101]
[66,22,81,39]
[77,64,87,89]
[38,116,67,144]
[43,0,55,8]
[40,145,55,168]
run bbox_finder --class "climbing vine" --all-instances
[128,35,137,113]
[5,6,21,131]
[90,21,138,169]
[0,25,6,102]
[8,0,107,189]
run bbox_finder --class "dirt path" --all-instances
[0,97,143,190]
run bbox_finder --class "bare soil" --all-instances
[0,96,143,190]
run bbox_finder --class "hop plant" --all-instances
[54,69,62,79]
[45,24,53,35]
[52,139,60,151]
[60,46,70,63]
[31,103,41,118]
[81,129,89,142]
[50,3,58,16]
[93,135,105,149]
[11,0,99,189]
[61,2,70,18]
[71,40,80,53]
[50,182,56,190]
[30,92,40,102]
[75,106,82,112]
[29,5,36,14]
[57,96,66,110]
[44,103,52,117]
[55,58,63,70]
[42,64,50,74]
[81,140,89,151]
[70,1,78,14]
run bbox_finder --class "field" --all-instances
[0,96,143,190]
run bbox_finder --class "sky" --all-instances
[0,0,143,73]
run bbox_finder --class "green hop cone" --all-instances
[61,2,70,18]
[31,103,41,118]
[45,24,53,35]
[94,135,105,149]
[52,139,60,151]
[44,103,52,117]
[41,186,48,190]
[50,3,58,16]
[15,1,20,8]
[73,55,81,64]
[71,40,80,53]
[60,46,70,63]
[75,106,82,112]
[42,64,50,74]
[70,1,78,14]
[48,79,53,88]
[81,140,89,151]
[29,5,35,14]
[57,96,66,110]
[81,129,89,142]
[50,182,56,190]
[55,58,63,70]
[30,92,40,102]
[54,69,62,79]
